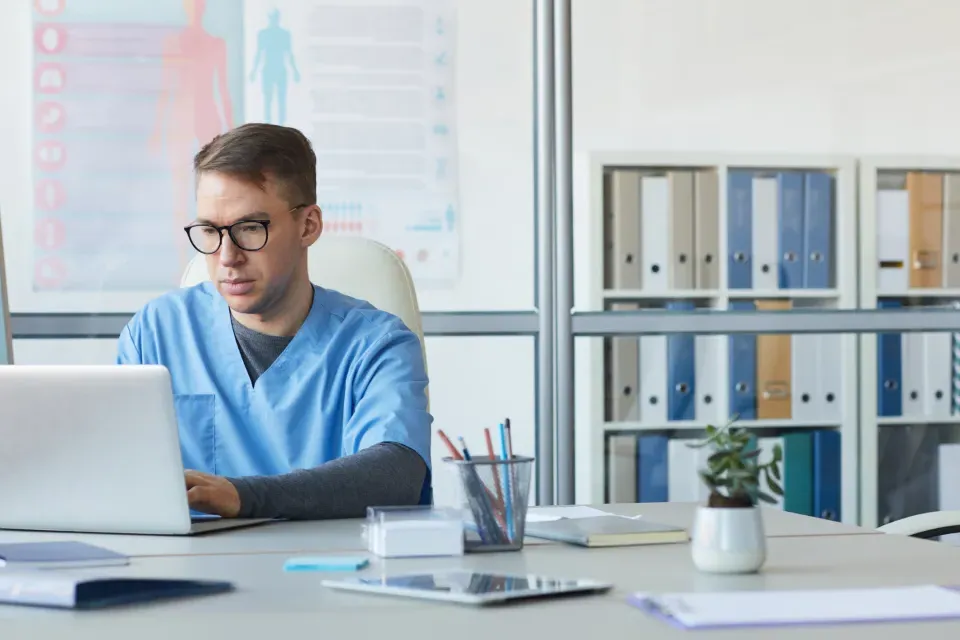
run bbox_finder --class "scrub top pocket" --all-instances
[173,393,217,474]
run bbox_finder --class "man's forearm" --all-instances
[227,442,427,520]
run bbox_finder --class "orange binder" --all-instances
[907,172,944,288]
[756,299,792,419]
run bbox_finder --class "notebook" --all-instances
[0,571,234,609]
[523,515,687,547]
[629,585,960,629]
[0,541,129,570]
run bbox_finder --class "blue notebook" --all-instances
[0,541,128,570]
[0,572,234,609]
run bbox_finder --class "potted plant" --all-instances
[686,417,783,574]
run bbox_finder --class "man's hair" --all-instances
[193,123,317,206]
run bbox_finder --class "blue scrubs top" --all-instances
[116,281,433,504]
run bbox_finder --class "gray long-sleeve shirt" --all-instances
[224,315,427,520]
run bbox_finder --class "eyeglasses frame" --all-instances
[183,204,311,255]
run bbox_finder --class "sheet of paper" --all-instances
[633,585,960,628]
[525,506,614,522]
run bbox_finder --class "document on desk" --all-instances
[629,585,960,629]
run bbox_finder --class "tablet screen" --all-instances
[324,570,611,604]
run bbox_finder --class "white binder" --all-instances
[640,176,670,293]
[694,335,722,425]
[923,332,952,419]
[901,332,926,417]
[938,443,960,546]
[791,334,820,421]
[758,436,785,509]
[751,175,779,290]
[817,333,843,421]
[667,438,710,503]
[876,188,910,294]
[638,335,668,424]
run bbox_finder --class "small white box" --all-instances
[365,506,464,558]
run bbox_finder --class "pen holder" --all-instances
[444,455,534,553]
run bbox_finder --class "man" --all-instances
[117,123,433,520]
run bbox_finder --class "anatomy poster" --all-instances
[29,0,459,297]
[31,0,245,292]
[243,0,460,285]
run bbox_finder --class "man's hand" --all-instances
[184,470,241,518]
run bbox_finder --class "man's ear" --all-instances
[301,204,323,247]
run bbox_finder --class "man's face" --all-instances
[193,171,314,316]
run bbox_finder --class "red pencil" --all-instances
[437,429,463,460]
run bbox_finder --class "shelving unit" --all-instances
[858,156,960,529]
[573,151,858,525]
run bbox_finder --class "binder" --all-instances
[902,328,925,418]
[876,178,910,293]
[944,173,960,288]
[790,333,820,421]
[776,171,805,289]
[953,300,960,415]
[636,434,669,502]
[802,171,834,289]
[640,175,670,293]
[604,170,643,289]
[923,331,952,419]
[876,299,903,417]
[694,170,719,289]
[812,429,841,521]
[907,171,944,289]
[606,303,640,422]
[694,334,722,425]
[606,434,638,503]
[639,335,668,424]
[816,333,843,421]
[937,443,960,545]
[666,301,696,421]
[667,437,711,503]
[728,301,756,420]
[752,174,779,290]
[783,432,814,516]
[756,299,793,419]
[726,170,753,289]
[668,171,695,289]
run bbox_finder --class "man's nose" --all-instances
[219,232,245,266]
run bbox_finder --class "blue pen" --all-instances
[498,423,514,541]
[457,436,472,461]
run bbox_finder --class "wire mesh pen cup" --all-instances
[444,455,534,552]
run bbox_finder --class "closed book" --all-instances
[524,515,688,547]
[0,541,128,570]
[0,571,233,609]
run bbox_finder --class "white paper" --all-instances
[525,506,615,522]
[636,585,960,628]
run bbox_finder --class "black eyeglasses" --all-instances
[184,204,309,255]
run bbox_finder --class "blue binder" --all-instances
[777,171,805,289]
[812,429,841,521]
[636,434,668,502]
[667,301,696,421]
[802,171,834,289]
[728,301,757,420]
[877,299,903,417]
[727,170,753,289]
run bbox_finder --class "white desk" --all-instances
[0,503,876,558]
[4,529,960,638]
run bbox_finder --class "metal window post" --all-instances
[534,0,556,506]
[553,0,575,505]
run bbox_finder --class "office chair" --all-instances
[180,235,430,408]
[877,511,960,540]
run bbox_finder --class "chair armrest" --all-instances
[877,511,960,538]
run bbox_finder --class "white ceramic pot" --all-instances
[690,505,766,574]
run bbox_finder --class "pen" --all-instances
[437,429,463,460]
[498,422,514,541]
[484,427,507,533]
[457,436,472,461]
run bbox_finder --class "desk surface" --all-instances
[0,502,874,558]
[4,528,960,638]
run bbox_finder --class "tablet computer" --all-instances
[321,570,612,606]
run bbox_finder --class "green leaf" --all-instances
[772,444,783,462]
[757,491,777,504]
[765,474,784,496]
[770,460,782,481]
[742,448,761,459]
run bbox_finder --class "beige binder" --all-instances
[756,299,792,419]
[907,171,944,289]
[694,169,719,290]
[943,173,960,288]
[668,171,695,289]
[606,434,638,503]
[605,303,640,421]
[604,170,642,290]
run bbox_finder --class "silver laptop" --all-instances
[0,365,271,535]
